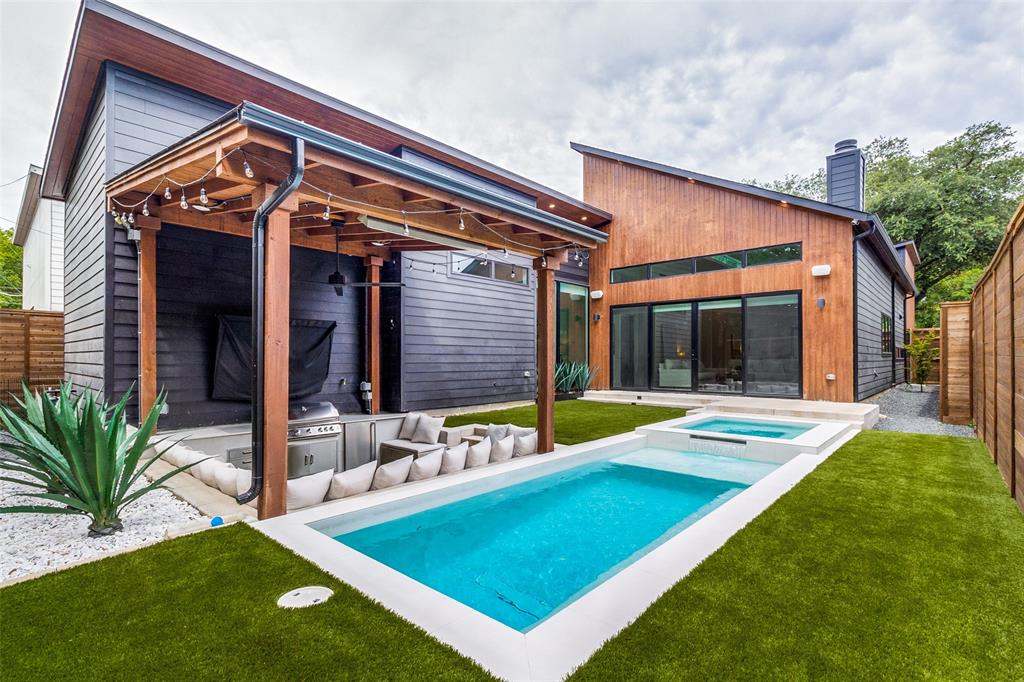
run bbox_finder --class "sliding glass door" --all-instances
[697,299,743,393]
[744,294,800,396]
[652,304,693,390]
[611,292,802,396]
[611,306,648,389]
[557,282,589,365]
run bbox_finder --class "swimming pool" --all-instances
[329,448,777,631]
[681,416,816,439]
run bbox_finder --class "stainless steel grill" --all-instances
[286,401,342,440]
[228,401,342,479]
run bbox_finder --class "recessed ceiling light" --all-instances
[580,216,588,221]
[548,203,556,209]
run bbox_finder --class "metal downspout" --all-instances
[237,137,305,504]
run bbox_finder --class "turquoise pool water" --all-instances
[332,449,772,631]
[682,417,815,439]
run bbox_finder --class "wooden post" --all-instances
[534,253,564,454]
[258,207,291,520]
[138,224,159,421]
[365,255,383,415]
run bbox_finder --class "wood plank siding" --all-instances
[62,85,108,395]
[854,238,907,399]
[581,153,855,402]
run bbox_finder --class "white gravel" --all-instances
[865,384,975,437]
[0,461,203,583]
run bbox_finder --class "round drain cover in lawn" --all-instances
[277,586,334,608]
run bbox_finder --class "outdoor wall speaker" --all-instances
[590,290,604,299]
[811,264,832,277]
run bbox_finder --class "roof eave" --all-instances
[13,167,44,247]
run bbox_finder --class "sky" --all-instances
[1,0,1022,226]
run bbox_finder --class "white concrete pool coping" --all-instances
[256,417,860,681]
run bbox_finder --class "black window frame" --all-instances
[609,242,802,285]
[881,313,894,356]
[450,253,528,286]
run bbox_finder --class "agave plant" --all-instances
[0,382,197,537]
[555,361,600,393]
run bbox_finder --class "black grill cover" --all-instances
[211,314,337,401]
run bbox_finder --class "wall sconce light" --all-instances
[811,264,832,277]
[590,290,604,299]
[593,313,602,322]
[816,297,826,309]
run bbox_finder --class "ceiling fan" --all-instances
[327,223,405,296]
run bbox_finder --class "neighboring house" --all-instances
[13,165,64,311]
[576,139,916,402]
[39,0,605,426]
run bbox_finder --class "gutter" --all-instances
[237,136,305,505]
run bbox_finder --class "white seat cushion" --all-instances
[411,415,445,444]
[440,442,469,474]
[514,431,538,457]
[372,455,414,490]
[234,468,334,510]
[211,461,238,496]
[466,437,492,468]
[408,449,443,481]
[490,434,515,463]
[380,439,445,455]
[509,425,536,439]
[327,461,376,500]
[398,413,423,440]
[485,423,510,443]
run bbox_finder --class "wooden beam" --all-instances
[138,226,158,422]
[365,255,382,415]
[534,254,560,454]
[258,206,291,520]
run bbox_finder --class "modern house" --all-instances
[36,0,915,445]
[576,140,916,402]
[13,165,64,311]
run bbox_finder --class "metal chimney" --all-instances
[826,139,865,211]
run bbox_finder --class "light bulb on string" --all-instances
[458,211,465,231]
[164,186,172,201]
[142,202,149,217]
[127,213,135,225]
[323,194,332,221]
[243,160,254,179]
[199,187,208,205]
[180,192,189,210]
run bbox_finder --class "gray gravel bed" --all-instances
[864,384,974,437]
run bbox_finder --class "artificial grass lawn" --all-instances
[2,431,1022,680]
[442,399,686,445]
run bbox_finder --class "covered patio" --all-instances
[104,102,608,519]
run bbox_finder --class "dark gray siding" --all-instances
[855,239,909,399]
[826,147,865,211]
[555,257,589,286]
[393,251,537,411]
[63,88,108,395]
[153,225,365,430]
[104,65,232,415]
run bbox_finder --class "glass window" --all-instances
[493,261,528,285]
[745,294,800,396]
[557,283,589,365]
[881,314,893,355]
[650,259,693,279]
[452,253,491,278]
[611,307,649,389]
[652,304,693,390]
[695,252,743,273]
[697,299,743,393]
[745,243,801,267]
[610,265,649,283]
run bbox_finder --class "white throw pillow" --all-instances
[509,425,536,439]
[179,448,204,476]
[490,435,515,463]
[211,461,238,496]
[195,456,221,485]
[161,443,185,467]
[514,432,538,457]
[399,413,423,440]
[485,423,510,443]
[466,437,492,468]
[440,442,469,474]
[371,455,414,490]
[412,415,444,444]
[408,449,443,481]
[327,461,377,500]
[287,469,334,510]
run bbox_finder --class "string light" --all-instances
[458,210,465,231]
[179,191,189,210]
[323,194,332,221]
[163,186,172,201]
[127,213,135,225]
[142,202,149,217]
[199,187,208,205]
[243,159,254,179]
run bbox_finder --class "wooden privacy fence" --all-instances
[938,303,970,424]
[970,200,1024,512]
[0,310,64,409]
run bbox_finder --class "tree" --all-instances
[914,267,984,328]
[750,122,1024,301]
[0,227,22,308]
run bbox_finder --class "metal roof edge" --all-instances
[13,166,44,246]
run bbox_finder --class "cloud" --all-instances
[1,0,1021,222]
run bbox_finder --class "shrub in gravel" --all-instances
[0,383,199,537]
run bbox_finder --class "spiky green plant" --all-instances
[0,382,197,537]
[554,361,600,393]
